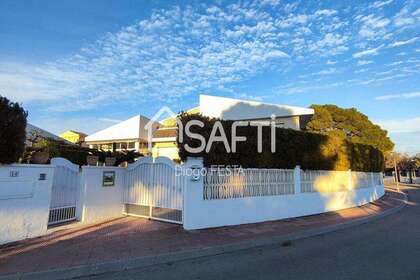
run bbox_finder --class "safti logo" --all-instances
[146,107,278,154]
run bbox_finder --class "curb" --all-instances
[1,191,408,280]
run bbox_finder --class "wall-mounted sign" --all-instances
[39,173,46,181]
[102,171,115,187]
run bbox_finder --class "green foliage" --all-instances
[0,96,28,164]
[23,137,141,166]
[177,114,384,172]
[306,104,394,154]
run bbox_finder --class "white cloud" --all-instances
[389,37,419,47]
[259,0,280,6]
[353,45,383,58]
[2,4,297,111]
[357,60,373,66]
[308,33,349,56]
[1,1,418,115]
[376,116,420,133]
[314,68,337,75]
[98,118,122,124]
[30,116,123,135]
[394,4,419,27]
[369,0,393,9]
[375,91,420,100]
[314,9,337,17]
[357,14,391,39]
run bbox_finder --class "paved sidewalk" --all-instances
[0,190,405,278]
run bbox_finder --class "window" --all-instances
[120,142,127,150]
[128,142,135,149]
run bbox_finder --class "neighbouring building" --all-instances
[59,130,88,144]
[26,124,66,146]
[84,115,159,155]
[151,94,315,160]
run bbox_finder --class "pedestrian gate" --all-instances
[48,158,80,225]
[124,157,185,224]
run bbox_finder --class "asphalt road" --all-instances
[81,185,420,280]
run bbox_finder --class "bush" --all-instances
[0,96,28,164]
[23,137,142,166]
[177,114,384,172]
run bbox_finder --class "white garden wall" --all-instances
[182,158,385,230]
[0,164,54,244]
[80,166,126,224]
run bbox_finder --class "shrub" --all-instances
[0,96,28,164]
[177,114,384,172]
[23,137,142,166]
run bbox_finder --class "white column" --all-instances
[182,157,204,230]
[370,172,375,187]
[348,169,353,189]
[294,165,301,194]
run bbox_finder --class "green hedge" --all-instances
[177,114,384,172]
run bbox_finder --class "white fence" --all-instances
[0,157,386,244]
[203,168,294,199]
[183,159,385,230]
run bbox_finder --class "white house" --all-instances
[199,95,314,129]
[84,115,159,155]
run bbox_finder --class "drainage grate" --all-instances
[125,204,150,217]
[48,206,76,225]
[152,207,182,222]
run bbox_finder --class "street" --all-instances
[80,185,420,280]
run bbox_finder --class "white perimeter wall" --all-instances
[0,164,54,244]
[80,166,126,224]
[183,158,385,230]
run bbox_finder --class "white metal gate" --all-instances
[49,158,80,225]
[124,157,185,224]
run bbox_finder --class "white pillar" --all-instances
[182,157,204,230]
[370,172,375,187]
[348,169,353,189]
[294,165,301,194]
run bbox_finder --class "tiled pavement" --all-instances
[0,190,405,276]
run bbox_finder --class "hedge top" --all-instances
[177,114,384,172]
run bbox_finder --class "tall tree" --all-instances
[306,104,394,154]
[0,95,28,164]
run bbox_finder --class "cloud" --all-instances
[357,60,373,66]
[357,14,391,39]
[99,118,122,124]
[375,91,420,100]
[2,4,298,111]
[1,1,418,116]
[376,116,420,133]
[353,45,383,58]
[369,0,393,9]
[308,33,349,56]
[314,9,337,17]
[30,116,123,135]
[394,3,419,27]
[315,68,337,75]
[389,37,419,47]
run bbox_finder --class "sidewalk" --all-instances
[0,189,406,279]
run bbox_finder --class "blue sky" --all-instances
[0,0,419,154]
